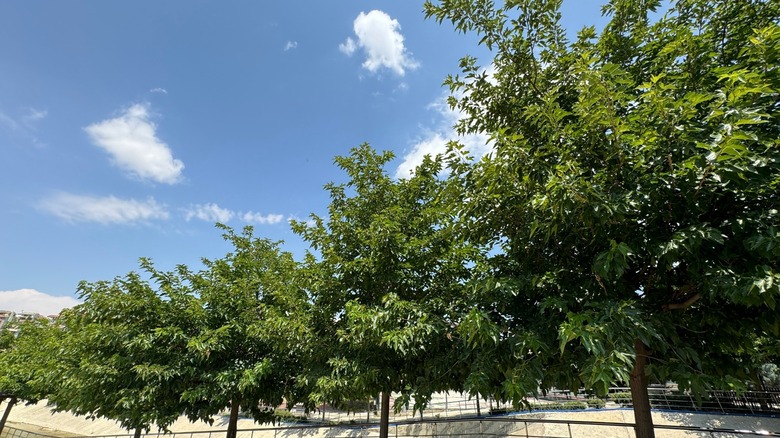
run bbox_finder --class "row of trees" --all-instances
[0,228,312,438]
[2,1,779,437]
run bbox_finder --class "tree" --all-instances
[49,225,311,438]
[425,0,780,437]
[0,320,62,435]
[0,328,15,352]
[52,273,190,438]
[176,225,313,438]
[292,145,481,438]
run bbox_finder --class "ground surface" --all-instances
[4,397,779,437]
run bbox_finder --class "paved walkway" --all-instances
[4,398,780,437]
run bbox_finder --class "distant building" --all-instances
[0,311,52,337]
[15,312,44,323]
[0,310,14,329]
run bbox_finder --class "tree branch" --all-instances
[662,292,701,311]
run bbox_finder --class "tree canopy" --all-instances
[176,225,312,438]
[425,0,780,436]
[2,3,779,438]
[292,145,483,437]
[0,226,312,438]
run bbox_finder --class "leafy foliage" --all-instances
[0,320,62,403]
[292,145,483,415]
[35,225,311,437]
[425,0,780,434]
[0,329,15,352]
[176,225,313,430]
[585,398,606,409]
[761,364,780,387]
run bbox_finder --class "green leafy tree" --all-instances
[425,0,780,436]
[48,225,311,438]
[51,273,190,438]
[0,320,63,435]
[293,145,482,438]
[177,225,313,438]
[0,329,15,352]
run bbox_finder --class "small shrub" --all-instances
[335,399,374,412]
[272,408,308,424]
[563,401,588,410]
[586,398,606,409]
[529,401,587,411]
[761,363,780,387]
[610,392,632,405]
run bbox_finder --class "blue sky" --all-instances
[0,1,609,315]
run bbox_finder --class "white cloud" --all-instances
[395,97,492,178]
[182,204,285,225]
[0,107,47,148]
[339,37,357,56]
[0,289,81,316]
[185,203,235,223]
[40,193,169,224]
[340,10,419,76]
[396,66,496,179]
[84,104,184,184]
[242,212,285,225]
[22,108,47,124]
[287,215,317,228]
[0,111,19,131]
[150,87,168,94]
[0,107,47,131]
[283,41,298,51]
[396,133,451,179]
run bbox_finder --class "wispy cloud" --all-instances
[184,203,235,223]
[0,107,48,147]
[22,108,47,124]
[287,214,317,228]
[396,66,495,179]
[84,103,184,184]
[0,111,19,131]
[40,193,169,224]
[339,38,357,56]
[340,10,419,76]
[242,212,285,225]
[283,41,298,51]
[0,289,81,315]
[0,107,47,131]
[182,203,285,226]
[150,88,168,94]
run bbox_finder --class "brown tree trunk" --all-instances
[750,368,770,411]
[226,400,240,438]
[0,396,17,435]
[133,426,143,438]
[379,391,391,438]
[630,340,655,438]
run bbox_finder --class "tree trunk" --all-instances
[379,391,391,438]
[133,426,143,438]
[475,394,481,417]
[747,368,770,411]
[630,340,655,438]
[0,396,17,435]
[226,400,240,438]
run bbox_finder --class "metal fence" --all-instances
[73,417,780,438]
[5,388,779,438]
[279,388,780,423]
[0,426,60,438]
[606,386,780,415]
